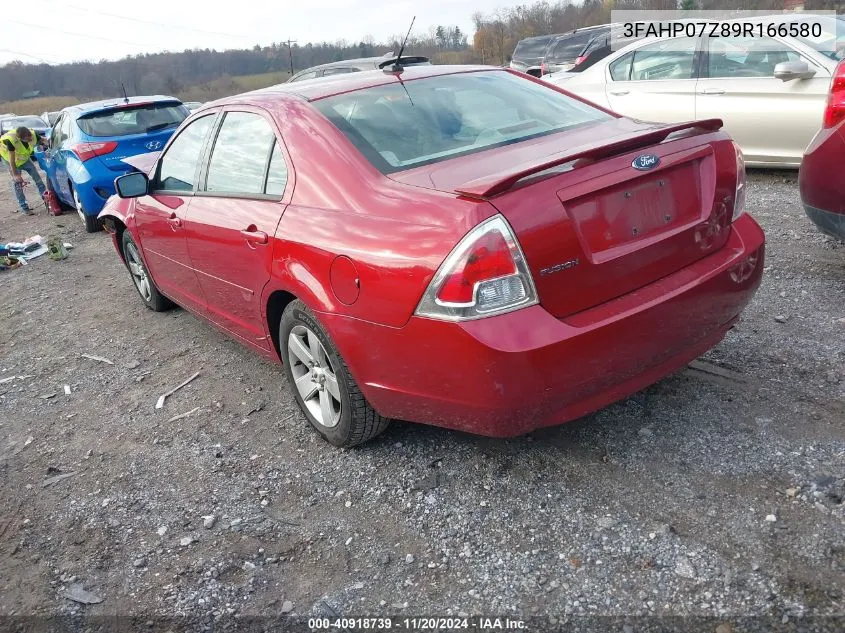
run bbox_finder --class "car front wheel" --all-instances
[121,231,173,312]
[280,300,390,447]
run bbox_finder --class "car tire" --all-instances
[121,231,173,312]
[72,184,101,233]
[280,300,390,447]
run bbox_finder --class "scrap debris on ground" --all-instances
[0,173,842,629]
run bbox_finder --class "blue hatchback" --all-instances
[41,96,189,232]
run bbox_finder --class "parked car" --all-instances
[287,53,430,82]
[99,64,764,447]
[540,25,611,76]
[0,115,51,137]
[800,57,845,240]
[183,102,203,111]
[42,96,189,232]
[510,34,557,77]
[41,111,60,127]
[548,13,845,167]
[545,23,645,81]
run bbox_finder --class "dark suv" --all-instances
[509,35,557,77]
[540,25,611,75]
[288,53,430,83]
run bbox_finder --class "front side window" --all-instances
[205,112,276,195]
[313,70,611,174]
[613,37,698,82]
[157,115,214,192]
[708,36,801,78]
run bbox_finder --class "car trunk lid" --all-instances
[392,117,738,318]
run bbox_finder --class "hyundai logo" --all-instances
[632,154,660,171]
[145,141,162,150]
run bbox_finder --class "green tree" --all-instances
[679,0,698,9]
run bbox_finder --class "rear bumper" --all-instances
[323,214,766,437]
[800,122,845,239]
[803,204,845,240]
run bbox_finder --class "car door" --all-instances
[185,108,291,350]
[133,113,217,314]
[44,114,73,205]
[604,36,700,122]
[695,35,830,166]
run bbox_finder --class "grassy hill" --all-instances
[0,71,291,117]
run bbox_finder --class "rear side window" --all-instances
[77,103,188,137]
[265,143,289,196]
[291,71,318,82]
[513,36,554,60]
[314,71,611,174]
[322,67,359,76]
[612,37,698,81]
[547,31,599,61]
[157,115,214,192]
[205,112,277,195]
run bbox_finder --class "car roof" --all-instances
[66,95,182,116]
[202,65,500,108]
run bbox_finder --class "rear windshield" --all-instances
[513,36,555,60]
[6,116,46,129]
[547,30,606,61]
[793,15,845,61]
[313,71,611,174]
[77,103,188,137]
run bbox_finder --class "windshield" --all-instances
[793,15,845,61]
[314,71,611,174]
[513,36,555,61]
[77,102,188,137]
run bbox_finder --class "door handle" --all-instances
[167,212,182,229]
[701,88,726,95]
[240,226,268,246]
[609,89,630,96]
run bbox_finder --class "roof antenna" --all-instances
[121,82,129,104]
[390,16,416,72]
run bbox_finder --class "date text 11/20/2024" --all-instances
[307,617,527,630]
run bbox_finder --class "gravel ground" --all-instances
[0,171,843,632]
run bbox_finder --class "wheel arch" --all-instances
[266,289,298,362]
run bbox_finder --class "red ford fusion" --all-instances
[99,65,765,447]
[800,58,845,241]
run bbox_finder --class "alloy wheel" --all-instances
[287,324,342,428]
[124,242,152,302]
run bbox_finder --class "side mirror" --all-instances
[115,172,149,198]
[774,60,816,82]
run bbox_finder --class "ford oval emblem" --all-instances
[632,154,660,171]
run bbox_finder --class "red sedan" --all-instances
[100,65,765,447]
[800,58,845,241]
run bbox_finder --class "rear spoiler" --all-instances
[455,118,723,199]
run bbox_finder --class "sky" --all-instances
[1,0,507,66]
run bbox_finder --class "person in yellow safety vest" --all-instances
[0,126,48,216]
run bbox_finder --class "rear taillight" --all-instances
[573,55,587,66]
[415,215,538,321]
[823,59,845,129]
[732,142,746,222]
[70,141,118,162]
